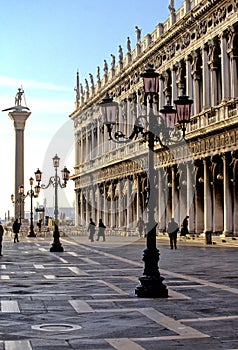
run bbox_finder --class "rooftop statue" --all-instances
[168,0,175,12]
[127,37,131,53]
[135,26,141,43]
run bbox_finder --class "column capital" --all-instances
[8,110,31,130]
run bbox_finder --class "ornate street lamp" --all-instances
[37,155,70,252]
[11,178,41,237]
[100,65,193,298]
[28,176,41,237]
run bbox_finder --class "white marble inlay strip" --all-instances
[161,269,238,295]
[44,275,56,279]
[5,340,32,350]
[106,338,145,350]
[68,267,88,276]
[1,300,20,313]
[140,308,209,338]
[80,257,100,265]
[39,248,47,252]
[179,315,238,323]
[59,257,68,263]
[168,289,191,300]
[69,300,94,313]
[0,265,6,269]
[34,264,44,269]
[97,280,128,295]
[1,275,10,280]
[67,252,78,257]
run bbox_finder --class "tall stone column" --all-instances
[172,166,179,222]
[222,154,232,236]
[203,158,213,234]
[220,32,230,102]
[202,45,210,110]
[7,103,31,219]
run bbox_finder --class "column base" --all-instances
[135,275,168,298]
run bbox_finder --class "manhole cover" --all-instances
[32,323,82,332]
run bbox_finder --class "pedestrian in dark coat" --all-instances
[88,218,96,242]
[136,217,145,237]
[181,216,189,237]
[13,218,21,243]
[167,218,179,249]
[96,219,106,241]
[0,222,4,256]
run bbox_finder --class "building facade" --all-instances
[70,0,238,236]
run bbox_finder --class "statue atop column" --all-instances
[2,87,29,112]
[15,88,24,106]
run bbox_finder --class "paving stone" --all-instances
[0,233,237,349]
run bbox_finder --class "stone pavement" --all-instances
[0,231,237,349]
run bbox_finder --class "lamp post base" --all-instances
[28,232,36,237]
[50,242,64,252]
[135,247,168,298]
[135,275,168,298]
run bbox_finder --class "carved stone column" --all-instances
[208,39,219,106]
[191,51,201,115]
[202,44,211,110]
[8,109,31,219]
[159,74,164,110]
[220,31,230,101]
[172,166,179,222]
[227,25,238,98]
[203,158,213,236]
[222,153,232,236]
[231,155,238,236]
[75,190,79,227]
[158,169,166,232]
[185,55,193,106]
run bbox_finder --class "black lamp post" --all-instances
[12,178,41,236]
[100,65,193,298]
[37,154,70,252]
[28,177,41,237]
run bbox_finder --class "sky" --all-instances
[0,0,183,220]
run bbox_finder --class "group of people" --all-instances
[167,216,189,249]
[87,218,106,242]
[0,215,189,253]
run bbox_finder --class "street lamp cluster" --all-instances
[11,177,41,237]
[11,155,70,252]
[34,154,70,252]
[100,65,193,298]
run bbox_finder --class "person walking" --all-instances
[88,218,96,242]
[167,218,179,249]
[0,222,4,256]
[12,218,21,243]
[96,219,106,241]
[137,217,145,237]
